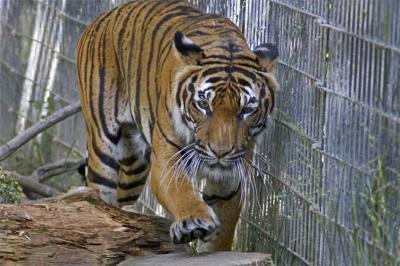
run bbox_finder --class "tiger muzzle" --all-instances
[207,143,234,159]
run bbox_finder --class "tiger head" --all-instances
[172,31,279,183]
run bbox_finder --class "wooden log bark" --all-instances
[0,188,186,265]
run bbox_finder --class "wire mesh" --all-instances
[0,0,399,265]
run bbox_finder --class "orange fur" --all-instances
[77,0,279,249]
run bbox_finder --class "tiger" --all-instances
[76,0,279,251]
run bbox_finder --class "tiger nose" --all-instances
[207,143,234,158]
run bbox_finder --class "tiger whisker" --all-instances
[161,148,194,191]
[161,143,195,174]
[169,149,196,191]
[187,153,202,195]
[244,158,261,209]
[250,148,273,167]
[188,153,200,180]
[240,158,251,206]
[234,159,246,206]
[159,143,195,189]
[248,158,273,189]
[237,158,245,206]
[173,150,196,188]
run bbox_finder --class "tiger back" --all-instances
[77,0,279,251]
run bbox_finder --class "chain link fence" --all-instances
[0,0,399,265]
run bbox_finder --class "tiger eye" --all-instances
[197,100,209,109]
[242,107,255,114]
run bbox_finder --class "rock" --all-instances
[118,252,272,266]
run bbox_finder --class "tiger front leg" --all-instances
[200,180,242,251]
[150,134,220,244]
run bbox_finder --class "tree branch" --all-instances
[3,158,86,198]
[33,158,86,182]
[4,171,62,197]
[0,101,81,162]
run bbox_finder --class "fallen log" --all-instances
[0,188,186,265]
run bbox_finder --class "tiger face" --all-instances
[173,31,279,183]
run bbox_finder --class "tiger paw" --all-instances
[170,209,220,244]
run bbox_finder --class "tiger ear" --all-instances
[253,43,279,73]
[174,31,203,64]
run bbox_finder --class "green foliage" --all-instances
[190,239,199,254]
[351,159,400,265]
[0,168,22,204]
[29,95,56,119]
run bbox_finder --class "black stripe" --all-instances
[233,54,257,61]
[155,122,182,150]
[117,194,140,202]
[259,87,266,98]
[215,28,243,37]
[99,16,123,145]
[155,12,204,95]
[196,40,215,47]
[98,66,121,145]
[175,70,201,108]
[252,100,269,136]
[117,1,143,70]
[201,61,259,71]
[126,1,152,131]
[110,4,124,34]
[264,101,270,116]
[121,163,148,176]
[202,67,227,76]
[157,12,213,95]
[158,13,207,67]
[134,1,182,133]
[148,7,201,141]
[182,112,193,126]
[202,54,258,64]
[235,62,260,70]
[214,44,241,53]
[163,96,177,126]
[92,137,120,171]
[176,79,188,108]
[238,78,251,87]
[187,30,208,37]
[230,66,257,81]
[120,149,151,166]
[201,24,224,30]
[203,54,231,61]
[118,176,147,190]
[203,185,240,205]
[142,1,184,130]
[87,167,117,189]
[87,33,101,139]
[114,79,120,124]
[150,9,201,82]
[205,76,226,84]
[87,10,115,140]
[120,154,138,165]
[153,89,182,151]
[202,60,230,66]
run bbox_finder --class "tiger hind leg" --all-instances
[86,130,120,206]
[77,13,125,206]
[116,124,151,206]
